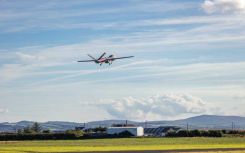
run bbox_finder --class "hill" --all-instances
[1,115,245,132]
[148,115,245,125]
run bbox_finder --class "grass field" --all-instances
[1,137,245,153]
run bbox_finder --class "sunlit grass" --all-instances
[1,137,245,152]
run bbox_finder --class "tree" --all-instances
[17,128,23,134]
[43,129,51,133]
[23,126,31,133]
[88,129,93,133]
[23,126,36,134]
[31,122,42,133]
[94,126,107,133]
[66,129,73,134]
[75,131,84,137]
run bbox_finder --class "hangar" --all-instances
[144,126,182,137]
[107,126,144,136]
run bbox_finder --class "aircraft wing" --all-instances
[108,56,134,60]
[98,52,106,60]
[77,60,97,62]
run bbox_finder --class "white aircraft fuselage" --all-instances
[78,52,134,66]
[94,55,116,64]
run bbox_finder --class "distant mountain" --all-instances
[17,120,35,124]
[85,115,245,126]
[46,121,81,125]
[1,115,245,132]
[87,120,138,126]
[148,115,245,125]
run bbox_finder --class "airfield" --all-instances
[1,137,245,153]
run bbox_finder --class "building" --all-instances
[107,126,144,136]
[111,120,135,127]
[144,126,182,137]
[111,124,135,127]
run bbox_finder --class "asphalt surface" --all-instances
[77,148,245,153]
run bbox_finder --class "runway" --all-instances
[79,148,245,153]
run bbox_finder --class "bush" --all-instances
[0,133,77,141]
[176,130,190,137]
[118,130,134,137]
[166,131,177,137]
[75,131,85,137]
[208,130,223,137]
[190,130,202,137]
[166,130,223,137]
[222,129,228,134]
[43,129,51,134]
[94,126,107,133]
[66,129,74,134]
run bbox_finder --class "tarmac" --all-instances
[79,148,245,153]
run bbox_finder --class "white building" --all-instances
[107,126,144,136]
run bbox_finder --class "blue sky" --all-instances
[1,0,245,122]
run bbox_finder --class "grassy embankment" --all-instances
[1,137,245,153]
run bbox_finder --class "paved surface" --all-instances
[76,148,245,153]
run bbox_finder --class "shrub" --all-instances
[75,131,84,137]
[0,133,77,141]
[118,130,134,137]
[166,130,223,137]
[166,131,177,137]
[66,129,74,134]
[43,129,51,134]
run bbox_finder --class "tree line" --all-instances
[166,130,224,137]
[16,122,50,134]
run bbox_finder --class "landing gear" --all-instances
[100,63,102,66]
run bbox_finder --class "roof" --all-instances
[111,124,135,127]
[108,126,142,129]
[144,126,182,135]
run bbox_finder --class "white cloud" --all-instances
[81,94,225,120]
[233,94,245,99]
[201,0,245,14]
[0,109,9,113]
[15,52,44,60]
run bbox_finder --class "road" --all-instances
[77,148,245,153]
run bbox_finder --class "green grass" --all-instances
[1,137,245,152]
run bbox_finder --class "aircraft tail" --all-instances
[87,54,96,60]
